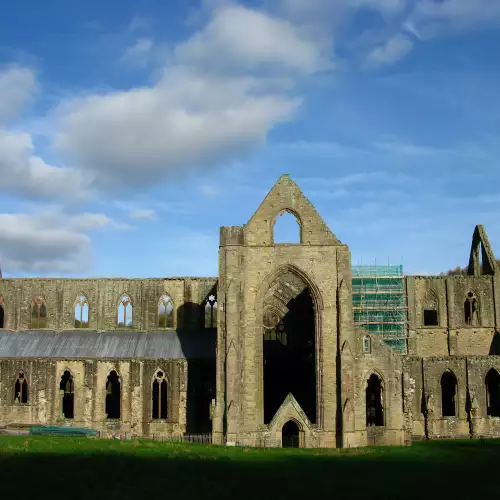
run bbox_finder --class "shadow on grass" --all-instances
[0,438,498,500]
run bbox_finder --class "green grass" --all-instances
[0,437,498,500]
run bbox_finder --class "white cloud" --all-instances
[199,185,218,197]
[367,34,413,65]
[121,38,155,67]
[129,209,157,220]
[0,128,92,200]
[176,4,333,75]
[53,68,299,190]
[0,210,131,274]
[407,0,500,38]
[0,66,37,122]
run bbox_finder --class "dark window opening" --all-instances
[464,292,479,326]
[282,420,300,448]
[14,372,28,404]
[263,283,316,424]
[60,371,74,419]
[366,374,384,426]
[0,301,4,328]
[106,371,121,419]
[423,309,438,326]
[152,371,168,420]
[441,371,457,417]
[486,369,500,417]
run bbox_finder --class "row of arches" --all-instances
[0,293,218,330]
[13,369,171,421]
[437,369,500,418]
[422,290,480,327]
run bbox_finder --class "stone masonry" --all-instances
[1,175,500,447]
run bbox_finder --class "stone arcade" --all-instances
[1,175,500,447]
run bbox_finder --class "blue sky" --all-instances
[0,0,499,278]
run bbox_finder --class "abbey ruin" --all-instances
[1,175,499,447]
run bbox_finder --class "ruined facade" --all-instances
[1,175,499,447]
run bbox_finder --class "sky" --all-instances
[0,0,499,278]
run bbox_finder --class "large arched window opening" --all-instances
[117,295,133,328]
[31,295,47,329]
[273,210,301,244]
[60,371,74,419]
[105,371,121,419]
[366,374,384,426]
[14,372,28,404]
[441,371,458,417]
[158,295,174,328]
[486,369,500,417]
[74,295,89,328]
[152,370,168,420]
[262,270,316,424]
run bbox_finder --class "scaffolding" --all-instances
[351,265,408,355]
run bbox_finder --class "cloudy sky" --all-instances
[0,0,499,278]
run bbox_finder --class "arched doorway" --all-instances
[366,374,384,426]
[282,420,300,448]
[262,270,316,424]
[441,371,457,417]
[60,370,74,419]
[106,370,121,419]
[485,369,500,417]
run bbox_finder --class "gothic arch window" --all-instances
[105,370,121,419]
[74,295,89,328]
[0,295,4,328]
[485,368,500,417]
[366,374,384,426]
[423,291,439,327]
[14,371,28,404]
[464,291,479,327]
[204,295,217,329]
[60,370,74,419]
[273,209,301,244]
[117,294,133,328]
[441,370,458,417]
[158,295,174,328]
[31,295,47,329]
[363,336,371,354]
[152,370,168,420]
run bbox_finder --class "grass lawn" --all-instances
[0,436,497,500]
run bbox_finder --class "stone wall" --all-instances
[0,277,217,332]
[0,358,187,437]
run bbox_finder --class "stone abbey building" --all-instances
[1,175,500,447]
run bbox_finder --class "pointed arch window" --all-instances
[441,371,458,417]
[60,371,74,419]
[204,295,217,329]
[486,369,500,417]
[158,295,174,328]
[366,374,384,426]
[74,295,89,328]
[273,209,301,244]
[363,336,371,354]
[464,291,479,326]
[117,295,133,328]
[0,295,4,328]
[105,371,121,419]
[152,370,168,420]
[14,372,28,404]
[31,295,47,329]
